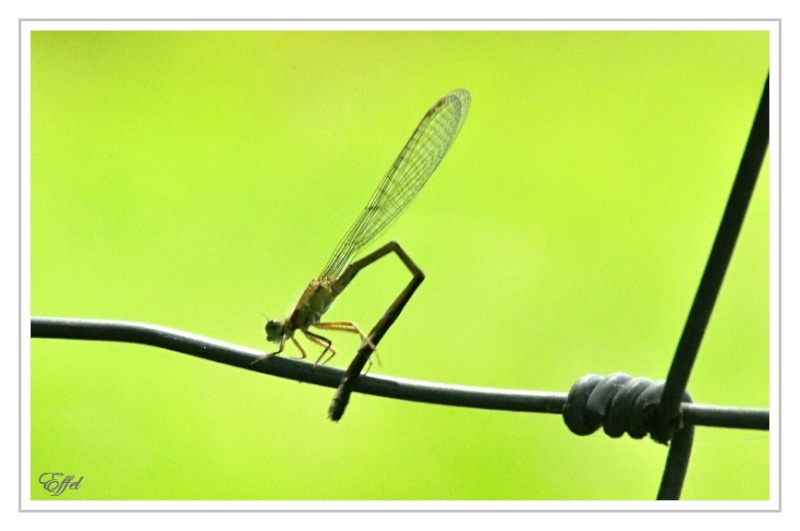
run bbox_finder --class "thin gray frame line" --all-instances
[17,18,783,22]
[30,316,768,431]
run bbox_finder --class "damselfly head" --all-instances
[265,319,285,343]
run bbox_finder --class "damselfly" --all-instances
[252,89,470,368]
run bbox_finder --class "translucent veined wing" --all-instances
[320,89,470,279]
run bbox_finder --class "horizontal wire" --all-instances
[30,316,767,431]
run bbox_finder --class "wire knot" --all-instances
[562,373,692,443]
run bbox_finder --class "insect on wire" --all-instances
[250,90,471,420]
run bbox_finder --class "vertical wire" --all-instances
[655,74,770,443]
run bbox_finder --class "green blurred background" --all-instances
[30,30,770,501]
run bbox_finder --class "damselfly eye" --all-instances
[265,320,284,342]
